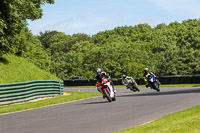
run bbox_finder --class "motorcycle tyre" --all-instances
[112,93,116,101]
[153,83,160,92]
[134,85,140,92]
[103,89,112,102]
[130,88,137,92]
[111,84,116,101]
[130,86,140,92]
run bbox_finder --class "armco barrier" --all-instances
[158,75,181,84]
[0,80,64,105]
[64,75,200,86]
[158,75,200,84]
[193,75,200,84]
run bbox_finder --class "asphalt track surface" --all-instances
[0,86,200,133]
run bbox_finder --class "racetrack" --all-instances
[0,87,200,133]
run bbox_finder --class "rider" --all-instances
[95,68,115,98]
[143,68,160,87]
[122,74,139,91]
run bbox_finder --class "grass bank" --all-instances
[0,54,59,83]
[0,91,101,115]
[116,105,200,133]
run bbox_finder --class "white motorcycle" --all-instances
[124,79,140,92]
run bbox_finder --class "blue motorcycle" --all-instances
[146,74,160,92]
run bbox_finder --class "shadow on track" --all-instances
[118,88,200,97]
[77,101,110,105]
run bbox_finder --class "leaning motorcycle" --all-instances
[96,78,116,102]
[146,74,160,92]
[126,80,140,92]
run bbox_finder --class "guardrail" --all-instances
[0,80,64,105]
[64,75,200,86]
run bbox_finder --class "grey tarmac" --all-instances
[0,87,200,133]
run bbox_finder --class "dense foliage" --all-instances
[1,1,200,80]
[0,0,53,70]
[38,19,200,79]
[0,0,54,54]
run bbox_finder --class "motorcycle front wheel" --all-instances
[152,83,160,92]
[103,89,112,102]
[133,85,140,92]
[112,93,116,101]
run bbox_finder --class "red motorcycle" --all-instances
[96,77,116,102]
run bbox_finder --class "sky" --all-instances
[28,0,200,36]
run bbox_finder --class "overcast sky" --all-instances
[27,0,200,36]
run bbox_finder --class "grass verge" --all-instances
[116,105,200,133]
[0,91,101,115]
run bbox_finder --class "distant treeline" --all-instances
[37,19,200,79]
[1,1,200,79]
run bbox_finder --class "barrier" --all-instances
[0,80,64,105]
[193,75,200,84]
[158,75,181,84]
[64,75,200,86]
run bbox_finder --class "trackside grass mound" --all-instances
[116,105,200,133]
[0,54,59,83]
[0,91,101,114]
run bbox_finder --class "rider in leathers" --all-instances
[143,68,160,87]
[95,68,115,98]
[122,74,139,91]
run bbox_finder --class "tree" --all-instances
[0,0,54,55]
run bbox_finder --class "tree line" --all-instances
[1,1,200,80]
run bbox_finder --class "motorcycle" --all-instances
[126,80,140,92]
[96,78,116,102]
[146,74,160,92]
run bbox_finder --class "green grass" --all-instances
[0,91,101,114]
[0,54,59,83]
[116,105,200,133]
